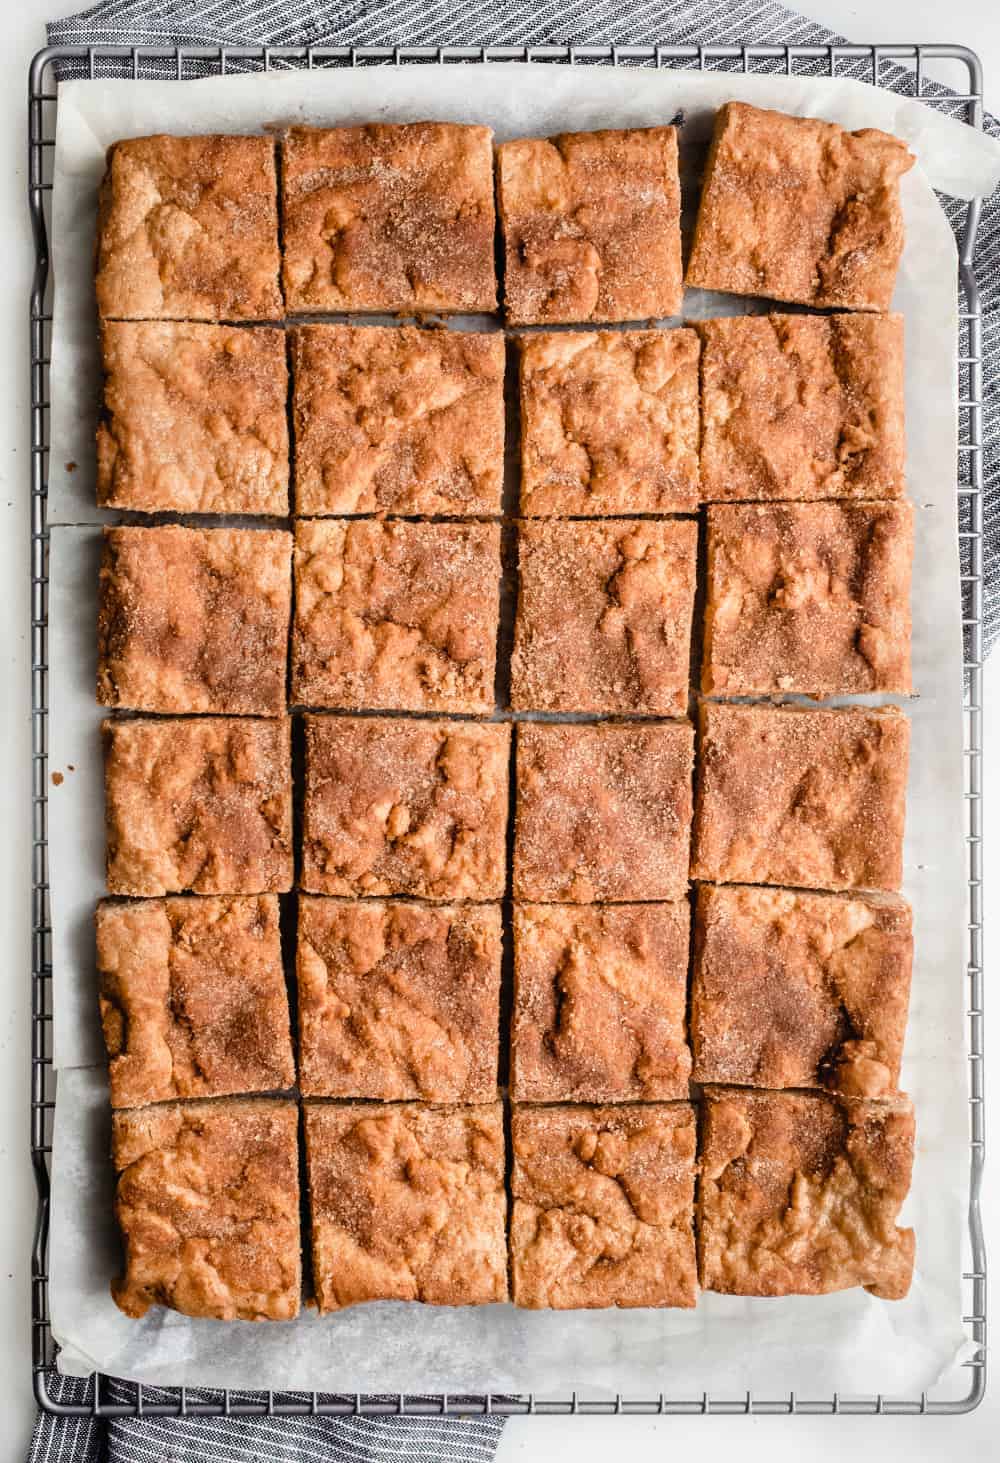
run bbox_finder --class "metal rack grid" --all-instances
[27,40,988,1420]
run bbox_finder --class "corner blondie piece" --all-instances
[518,329,700,515]
[691,885,912,1096]
[692,703,909,892]
[514,721,694,902]
[292,519,501,714]
[104,717,293,896]
[698,1087,915,1299]
[703,501,913,695]
[112,1098,300,1320]
[498,127,683,324]
[97,322,289,515]
[510,1103,697,1308]
[281,124,496,314]
[96,134,282,321]
[512,903,691,1102]
[304,1101,507,1310]
[686,102,914,310]
[98,525,292,716]
[301,716,509,900]
[297,898,502,1101]
[511,518,697,715]
[292,325,505,516]
[97,895,294,1108]
[698,313,906,502]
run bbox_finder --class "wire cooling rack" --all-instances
[28,40,988,1420]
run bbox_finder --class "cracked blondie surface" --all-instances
[304,1101,507,1310]
[97,895,294,1108]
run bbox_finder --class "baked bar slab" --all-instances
[292,325,505,516]
[686,102,914,310]
[96,134,282,322]
[302,716,509,900]
[498,127,683,324]
[97,322,289,515]
[112,1098,300,1320]
[514,721,694,902]
[512,902,691,1102]
[691,885,912,1096]
[698,1087,915,1299]
[104,717,293,896]
[281,124,497,314]
[97,895,294,1108]
[98,525,292,716]
[510,1103,697,1309]
[703,501,913,696]
[292,519,501,714]
[519,329,700,515]
[692,703,909,892]
[304,1101,507,1310]
[297,898,501,1101]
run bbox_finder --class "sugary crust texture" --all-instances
[514,722,694,903]
[97,895,294,1108]
[512,903,691,1102]
[510,1103,697,1309]
[498,128,683,325]
[281,124,497,313]
[511,518,697,715]
[703,501,913,695]
[698,1087,915,1299]
[96,135,282,322]
[686,102,915,311]
[692,703,909,892]
[292,519,501,714]
[698,313,906,502]
[302,716,509,900]
[104,717,293,896]
[112,1098,300,1320]
[519,329,700,515]
[97,322,290,515]
[304,1101,508,1310]
[297,898,502,1101]
[292,325,505,516]
[691,885,912,1096]
[98,525,292,716]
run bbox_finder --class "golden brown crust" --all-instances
[301,716,509,900]
[519,329,700,515]
[111,1098,300,1320]
[703,501,913,695]
[96,135,282,322]
[292,325,505,516]
[698,1087,915,1299]
[698,313,906,502]
[297,898,501,1101]
[97,525,292,716]
[512,903,691,1102]
[692,703,909,892]
[511,518,697,715]
[97,895,294,1108]
[304,1101,507,1310]
[292,519,501,714]
[281,124,497,314]
[510,1103,697,1309]
[96,322,289,515]
[691,885,912,1096]
[498,128,683,324]
[514,721,694,902]
[103,717,293,896]
[686,102,914,310]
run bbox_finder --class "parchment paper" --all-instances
[46,62,1000,1397]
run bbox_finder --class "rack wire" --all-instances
[28,40,988,1419]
